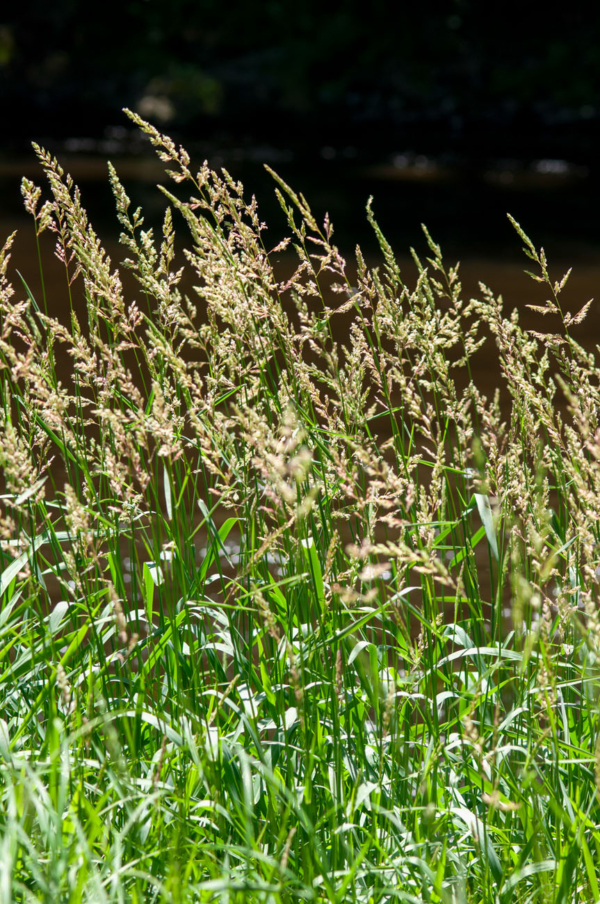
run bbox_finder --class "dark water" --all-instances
[3,143,600,252]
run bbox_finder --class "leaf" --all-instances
[355,781,378,809]
[163,464,173,520]
[284,707,298,731]
[121,710,183,746]
[348,640,373,666]
[0,595,20,631]
[452,806,503,884]
[266,572,288,617]
[302,535,325,611]
[500,860,557,897]
[448,525,485,568]
[580,835,600,902]
[0,533,47,599]
[15,269,43,314]
[140,608,188,678]
[197,517,238,584]
[443,624,475,649]
[0,719,9,755]
[58,623,90,668]
[48,600,69,635]
[143,563,157,625]
[475,493,499,561]
[14,477,47,507]
[144,562,164,587]
[434,646,531,671]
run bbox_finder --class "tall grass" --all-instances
[1,111,600,902]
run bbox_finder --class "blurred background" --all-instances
[1,1,599,275]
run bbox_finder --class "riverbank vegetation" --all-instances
[1,113,600,903]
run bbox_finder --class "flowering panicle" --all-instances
[2,114,600,745]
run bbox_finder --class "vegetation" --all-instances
[2,113,600,902]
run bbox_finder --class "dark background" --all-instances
[2,1,600,258]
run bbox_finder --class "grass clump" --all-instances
[1,112,600,902]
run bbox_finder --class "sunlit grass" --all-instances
[1,112,600,903]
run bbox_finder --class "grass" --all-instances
[1,111,600,902]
